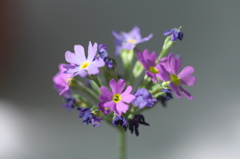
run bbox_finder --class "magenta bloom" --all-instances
[137,50,166,82]
[112,26,153,55]
[53,63,73,96]
[159,53,196,100]
[99,79,135,116]
[63,42,105,78]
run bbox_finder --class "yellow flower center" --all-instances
[66,78,72,82]
[149,66,159,74]
[80,62,90,69]
[170,74,180,85]
[128,39,137,44]
[112,94,122,103]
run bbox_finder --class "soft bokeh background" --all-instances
[1,1,240,159]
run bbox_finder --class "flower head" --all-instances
[131,88,157,109]
[77,108,102,127]
[112,116,128,131]
[63,42,105,78]
[53,63,73,96]
[95,44,113,68]
[62,97,75,112]
[137,50,166,82]
[164,28,183,41]
[129,114,149,136]
[157,89,173,107]
[112,26,153,55]
[159,53,196,100]
[99,79,135,116]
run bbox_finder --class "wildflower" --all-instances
[131,88,157,109]
[163,28,183,41]
[53,63,73,96]
[159,53,196,100]
[99,79,135,116]
[95,44,113,68]
[157,89,173,107]
[63,42,105,78]
[137,50,166,82]
[77,108,102,127]
[129,114,149,136]
[112,116,128,131]
[112,26,153,55]
[62,97,75,112]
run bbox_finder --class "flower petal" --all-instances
[99,87,113,102]
[178,66,196,86]
[65,51,81,64]
[87,41,98,61]
[78,69,88,78]
[169,82,182,99]
[138,33,153,44]
[74,45,86,62]
[168,53,179,74]
[158,65,171,81]
[163,29,174,36]
[116,79,126,94]
[116,101,129,116]
[104,101,116,112]
[122,94,135,103]
[179,85,194,100]
[109,79,117,94]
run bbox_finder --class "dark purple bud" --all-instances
[112,116,128,131]
[129,114,149,136]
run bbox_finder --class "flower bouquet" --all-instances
[53,26,196,159]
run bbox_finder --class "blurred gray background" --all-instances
[1,0,240,159]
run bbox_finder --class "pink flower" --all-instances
[98,79,135,116]
[159,53,196,100]
[137,50,167,82]
[53,63,73,96]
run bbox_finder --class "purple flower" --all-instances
[112,116,128,131]
[159,53,196,100]
[137,50,166,82]
[62,97,75,112]
[63,42,105,78]
[77,108,102,127]
[95,44,113,68]
[53,63,73,96]
[99,79,135,116]
[129,114,149,136]
[131,88,157,109]
[112,26,153,55]
[158,89,173,107]
[164,28,183,41]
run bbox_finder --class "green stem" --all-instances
[156,49,167,64]
[118,128,127,159]
[72,80,99,103]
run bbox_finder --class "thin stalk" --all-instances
[118,128,127,159]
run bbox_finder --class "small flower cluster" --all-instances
[53,26,196,136]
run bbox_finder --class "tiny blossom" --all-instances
[95,44,113,68]
[163,28,183,41]
[62,97,75,112]
[159,53,196,100]
[129,114,149,136]
[99,79,135,116]
[112,26,153,55]
[137,50,166,82]
[131,88,157,109]
[112,116,128,131]
[77,108,102,127]
[158,89,173,107]
[53,63,73,96]
[63,41,105,78]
